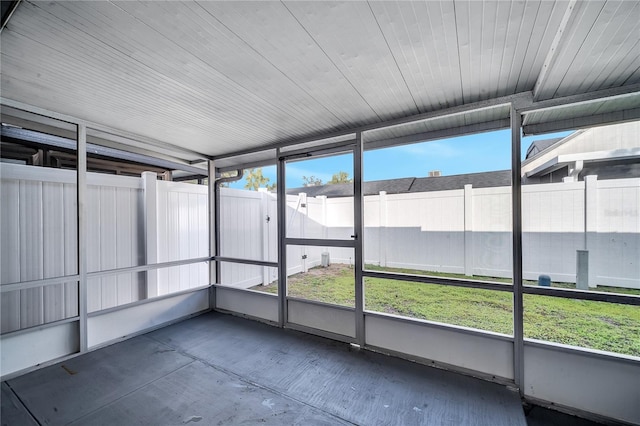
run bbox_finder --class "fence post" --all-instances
[299,192,307,272]
[259,188,270,285]
[379,191,387,267]
[464,184,473,276]
[318,195,328,256]
[585,175,598,288]
[142,172,158,297]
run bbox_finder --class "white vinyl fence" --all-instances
[219,176,640,290]
[2,164,638,334]
[1,163,208,333]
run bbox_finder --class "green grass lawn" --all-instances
[252,264,640,357]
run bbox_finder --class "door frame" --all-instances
[276,133,364,345]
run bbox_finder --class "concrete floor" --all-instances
[0,312,602,425]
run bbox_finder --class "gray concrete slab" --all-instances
[1,382,38,426]
[6,335,194,424]
[148,313,526,426]
[4,312,529,425]
[69,360,350,426]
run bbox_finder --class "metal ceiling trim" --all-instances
[364,119,511,151]
[216,158,277,174]
[517,83,640,115]
[212,93,529,161]
[0,97,209,161]
[0,0,21,33]
[523,107,640,135]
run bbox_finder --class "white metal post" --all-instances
[259,188,270,286]
[584,175,598,288]
[379,191,387,268]
[464,184,474,276]
[142,171,158,298]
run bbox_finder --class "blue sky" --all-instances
[229,129,573,189]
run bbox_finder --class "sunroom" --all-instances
[1,1,639,425]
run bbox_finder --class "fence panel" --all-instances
[156,180,209,294]
[217,178,639,290]
[1,164,78,332]
[522,182,584,283]
[595,178,640,287]
[86,175,144,312]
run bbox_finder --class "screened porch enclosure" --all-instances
[1,1,640,425]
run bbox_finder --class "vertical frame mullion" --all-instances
[511,105,524,395]
[354,133,365,346]
[208,160,216,310]
[77,124,88,352]
[276,149,287,327]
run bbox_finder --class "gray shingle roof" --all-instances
[286,170,511,198]
[525,138,563,159]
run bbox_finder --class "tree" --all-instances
[302,175,323,187]
[327,171,352,184]
[218,170,239,188]
[244,168,275,191]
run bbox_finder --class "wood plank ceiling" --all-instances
[1,1,639,158]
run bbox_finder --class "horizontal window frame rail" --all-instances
[212,283,279,297]
[0,316,80,338]
[363,270,514,292]
[285,238,355,248]
[87,256,212,279]
[1,257,212,293]
[87,285,210,317]
[214,256,278,268]
[1,275,80,293]
[523,285,640,306]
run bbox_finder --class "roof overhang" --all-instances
[524,148,640,178]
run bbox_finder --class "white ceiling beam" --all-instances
[532,0,578,101]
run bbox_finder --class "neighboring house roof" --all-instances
[525,138,563,159]
[409,170,511,193]
[521,121,640,181]
[286,170,511,198]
